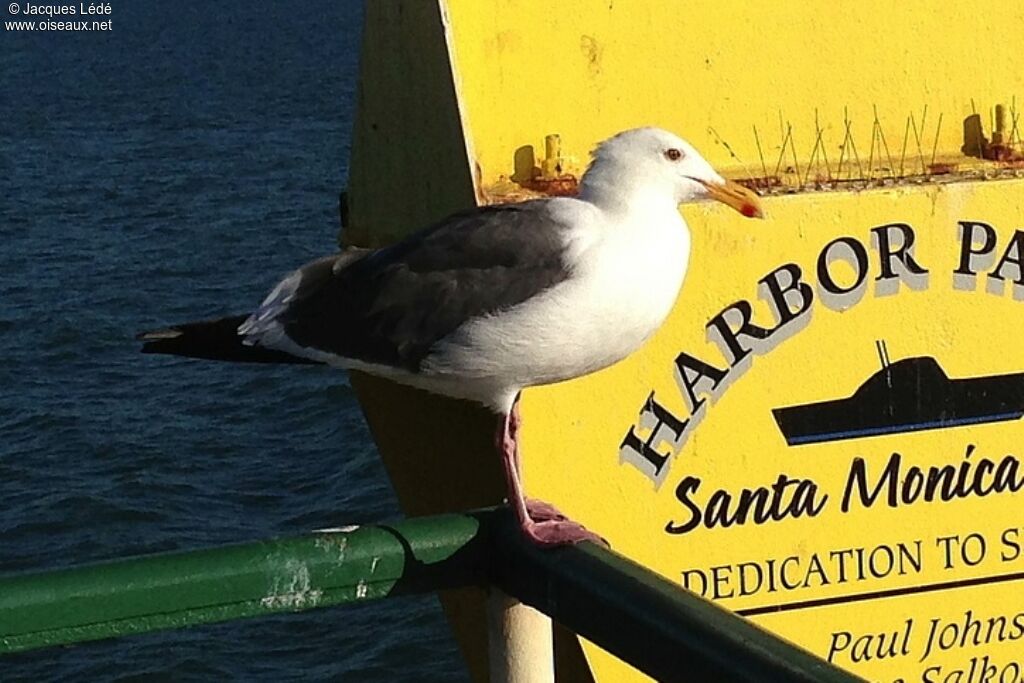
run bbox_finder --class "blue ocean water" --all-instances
[1,2,468,680]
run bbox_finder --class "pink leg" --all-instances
[502,399,564,522]
[496,394,606,547]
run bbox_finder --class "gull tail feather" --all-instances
[136,314,320,365]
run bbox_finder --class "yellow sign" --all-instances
[347,2,1024,680]
[524,179,1024,681]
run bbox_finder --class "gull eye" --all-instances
[664,148,683,161]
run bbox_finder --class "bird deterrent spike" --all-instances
[772,123,791,181]
[788,123,801,185]
[909,113,925,175]
[804,129,820,186]
[898,116,911,179]
[918,107,929,175]
[872,105,895,180]
[867,119,877,182]
[804,117,830,187]
[842,106,865,182]
[930,112,944,170]
[753,125,769,181]
[816,109,832,182]
[836,113,849,184]
[849,125,864,181]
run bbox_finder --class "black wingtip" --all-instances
[136,314,320,365]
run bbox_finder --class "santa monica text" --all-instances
[664,444,1024,535]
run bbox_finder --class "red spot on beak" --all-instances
[741,203,758,218]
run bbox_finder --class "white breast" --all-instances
[422,201,691,398]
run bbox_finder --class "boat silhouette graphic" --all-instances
[772,343,1024,446]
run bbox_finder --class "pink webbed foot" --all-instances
[520,515,608,548]
[524,498,607,547]
[524,498,567,522]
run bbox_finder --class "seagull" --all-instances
[138,127,764,546]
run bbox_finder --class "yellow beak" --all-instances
[698,178,765,219]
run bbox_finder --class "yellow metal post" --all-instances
[343,5,589,679]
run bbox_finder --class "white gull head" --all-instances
[579,127,764,218]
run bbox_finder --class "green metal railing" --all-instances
[0,508,863,682]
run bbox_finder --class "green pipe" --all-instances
[0,514,485,653]
[0,508,861,682]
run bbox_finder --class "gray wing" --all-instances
[268,200,573,371]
